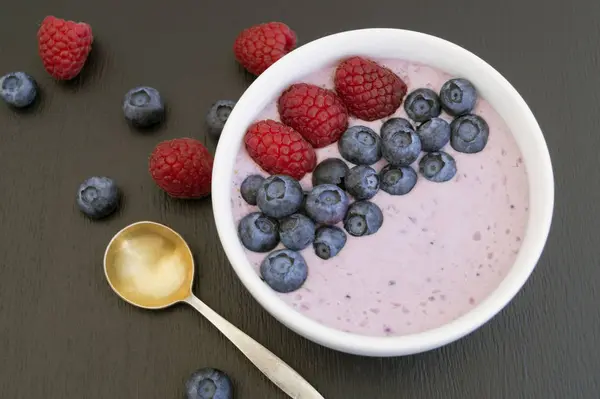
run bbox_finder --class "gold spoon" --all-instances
[104,221,324,399]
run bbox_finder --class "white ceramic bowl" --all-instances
[212,28,554,357]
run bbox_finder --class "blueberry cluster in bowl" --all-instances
[237,77,489,294]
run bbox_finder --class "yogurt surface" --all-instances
[230,59,529,336]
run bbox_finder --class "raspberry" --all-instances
[234,22,296,76]
[244,119,316,180]
[278,83,349,148]
[334,57,407,121]
[37,16,93,80]
[149,138,213,198]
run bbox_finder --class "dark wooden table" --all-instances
[0,0,595,398]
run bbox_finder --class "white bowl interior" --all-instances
[212,28,554,356]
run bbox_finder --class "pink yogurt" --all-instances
[230,59,529,337]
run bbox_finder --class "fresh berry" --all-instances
[240,174,265,205]
[313,226,347,260]
[345,165,379,200]
[334,57,407,121]
[256,175,304,218]
[278,83,349,148]
[305,184,349,224]
[279,214,316,251]
[185,368,233,399]
[419,151,457,182]
[244,119,316,180]
[450,114,489,153]
[343,201,384,237]
[260,249,308,293]
[380,165,418,195]
[233,22,297,75]
[338,126,382,165]
[76,176,120,219]
[404,88,442,123]
[149,138,213,198]
[440,78,477,116]
[416,117,451,152]
[0,72,37,108]
[238,212,279,252]
[380,118,421,166]
[312,158,349,190]
[123,86,165,128]
[37,16,93,80]
[206,100,236,139]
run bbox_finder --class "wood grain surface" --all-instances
[0,0,597,398]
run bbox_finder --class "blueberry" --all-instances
[380,118,421,166]
[338,126,382,165]
[123,86,165,127]
[343,201,384,237]
[260,249,308,293]
[345,165,379,200]
[416,117,451,152]
[419,151,457,182]
[76,176,120,219]
[450,114,489,153]
[0,72,37,108]
[256,175,303,218]
[237,212,279,252]
[312,158,349,190]
[305,184,349,224]
[313,226,347,260]
[380,164,418,195]
[240,174,265,205]
[404,88,441,123]
[279,214,316,251]
[185,368,233,399]
[440,78,477,116]
[206,100,236,139]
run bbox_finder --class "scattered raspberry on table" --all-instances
[149,138,214,198]
[334,56,407,121]
[244,119,316,180]
[37,15,93,80]
[234,22,297,75]
[278,83,349,148]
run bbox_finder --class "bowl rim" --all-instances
[212,28,554,356]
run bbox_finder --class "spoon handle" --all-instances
[185,295,324,399]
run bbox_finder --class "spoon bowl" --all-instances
[104,221,193,309]
[103,221,324,399]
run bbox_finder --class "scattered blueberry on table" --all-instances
[76,177,121,219]
[185,368,233,399]
[123,86,165,127]
[0,72,37,108]
[206,100,236,139]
